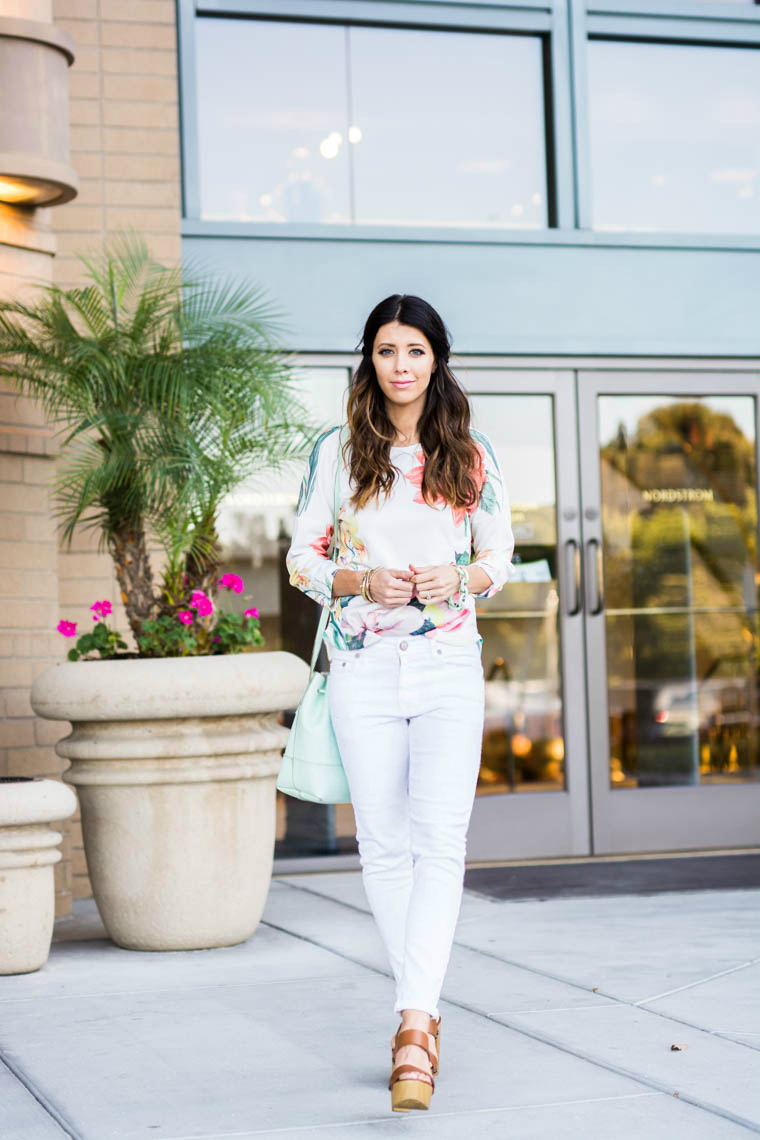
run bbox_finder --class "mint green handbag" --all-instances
[277,428,352,805]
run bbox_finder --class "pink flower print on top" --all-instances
[403,444,488,525]
[403,448,428,507]
[310,524,334,559]
[424,606,472,636]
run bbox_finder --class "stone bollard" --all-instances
[0,776,78,974]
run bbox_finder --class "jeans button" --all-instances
[399,640,408,651]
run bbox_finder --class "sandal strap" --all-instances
[394,1028,433,1056]
[394,1017,440,1036]
[388,1063,435,1091]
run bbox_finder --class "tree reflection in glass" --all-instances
[599,396,760,788]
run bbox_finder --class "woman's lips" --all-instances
[392,380,415,387]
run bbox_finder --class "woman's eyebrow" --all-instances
[376,342,426,349]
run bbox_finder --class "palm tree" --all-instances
[0,231,314,648]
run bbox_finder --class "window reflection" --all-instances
[196,20,350,223]
[215,368,353,850]
[599,395,760,788]
[350,26,547,228]
[195,17,548,229]
[588,40,760,235]
[470,394,565,794]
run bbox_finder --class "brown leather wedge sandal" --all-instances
[391,1015,441,1075]
[388,1027,436,1112]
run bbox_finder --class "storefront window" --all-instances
[215,368,349,649]
[470,394,565,795]
[599,394,760,787]
[587,39,760,235]
[195,17,548,229]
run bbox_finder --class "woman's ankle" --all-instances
[400,1007,435,1027]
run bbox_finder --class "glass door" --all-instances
[579,372,760,854]
[462,370,591,860]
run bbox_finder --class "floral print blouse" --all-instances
[286,425,515,655]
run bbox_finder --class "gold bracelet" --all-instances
[366,566,380,602]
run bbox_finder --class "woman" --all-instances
[286,294,514,1112]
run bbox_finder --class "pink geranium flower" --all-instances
[57,620,77,638]
[244,607,259,619]
[90,599,113,621]
[217,573,244,594]
[190,590,214,616]
[177,610,194,625]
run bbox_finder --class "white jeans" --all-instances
[327,634,485,1020]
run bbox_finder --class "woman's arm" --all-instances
[468,430,515,598]
[285,427,346,608]
[332,568,364,598]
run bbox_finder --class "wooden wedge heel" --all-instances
[388,1027,436,1112]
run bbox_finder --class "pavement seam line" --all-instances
[453,935,760,1054]
[272,880,760,1133]
[159,1091,665,1138]
[278,878,760,1053]
[259,920,392,982]
[635,957,760,1005]
[477,1007,760,1135]
[0,1050,81,1139]
[0,972,367,1007]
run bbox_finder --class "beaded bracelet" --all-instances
[446,563,469,612]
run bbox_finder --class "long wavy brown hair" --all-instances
[344,294,482,511]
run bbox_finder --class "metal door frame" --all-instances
[578,369,760,854]
[461,368,591,861]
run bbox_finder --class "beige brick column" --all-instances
[50,0,182,906]
[1,0,183,912]
[0,215,76,916]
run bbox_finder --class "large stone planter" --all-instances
[0,776,78,975]
[30,652,308,952]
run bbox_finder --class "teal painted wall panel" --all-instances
[182,236,759,357]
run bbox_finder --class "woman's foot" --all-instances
[392,1009,435,1084]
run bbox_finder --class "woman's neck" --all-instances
[386,410,420,447]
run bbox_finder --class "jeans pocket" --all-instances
[435,642,482,665]
[328,650,362,673]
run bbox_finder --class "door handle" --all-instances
[585,538,604,615]
[563,539,581,615]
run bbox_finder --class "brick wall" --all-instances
[0,0,183,915]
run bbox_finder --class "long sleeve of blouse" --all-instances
[286,425,515,652]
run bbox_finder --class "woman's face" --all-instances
[371,320,436,416]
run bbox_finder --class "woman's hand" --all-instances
[408,563,461,606]
[369,567,415,607]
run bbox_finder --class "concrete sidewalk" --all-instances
[1,871,759,1139]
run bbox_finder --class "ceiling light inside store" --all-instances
[320,135,341,159]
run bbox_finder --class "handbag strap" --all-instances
[307,425,346,677]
